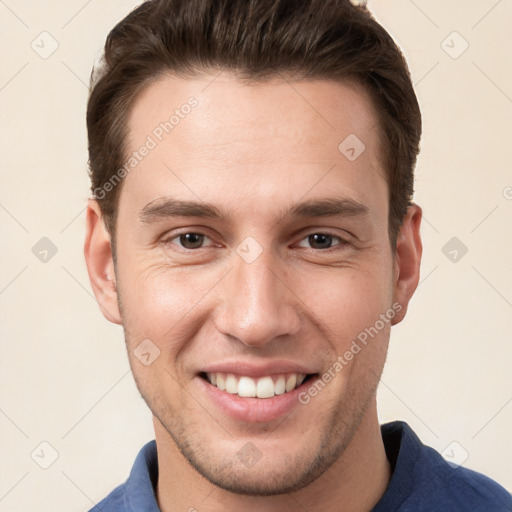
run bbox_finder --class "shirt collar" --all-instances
[124,440,161,511]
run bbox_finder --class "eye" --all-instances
[296,233,347,250]
[165,232,214,250]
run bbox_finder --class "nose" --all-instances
[214,249,302,348]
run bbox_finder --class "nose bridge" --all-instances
[215,247,300,346]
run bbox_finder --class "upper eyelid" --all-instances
[161,226,215,240]
[164,231,216,247]
[295,233,348,249]
[297,233,346,242]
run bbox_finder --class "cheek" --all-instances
[117,266,206,393]
[293,265,393,338]
[116,255,221,350]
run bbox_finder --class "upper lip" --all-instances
[200,360,318,378]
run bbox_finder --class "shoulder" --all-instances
[378,421,512,512]
[88,483,128,512]
[414,445,512,511]
[87,440,159,512]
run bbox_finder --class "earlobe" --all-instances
[391,204,423,325]
[84,200,122,324]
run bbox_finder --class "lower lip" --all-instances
[198,376,312,423]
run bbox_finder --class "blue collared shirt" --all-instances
[89,421,512,511]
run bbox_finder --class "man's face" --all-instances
[96,74,413,494]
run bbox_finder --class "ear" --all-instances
[391,203,422,325]
[84,199,122,324]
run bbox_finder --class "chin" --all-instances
[184,451,336,497]
[161,419,350,497]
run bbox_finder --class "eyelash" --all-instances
[161,231,349,252]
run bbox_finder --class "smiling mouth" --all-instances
[199,372,318,399]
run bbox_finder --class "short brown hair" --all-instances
[87,0,421,249]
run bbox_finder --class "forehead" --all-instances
[120,73,387,218]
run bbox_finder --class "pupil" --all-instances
[309,233,332,249]
[180,233,203,249]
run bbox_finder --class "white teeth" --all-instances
[238,376,256,397]
[216,373,226,391]
[225,374,238,394]
[256,377,275,399]
[285,374,297,392]
[206,372,308,398]
[274,376,286,395]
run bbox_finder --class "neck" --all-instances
[155,401,391,512]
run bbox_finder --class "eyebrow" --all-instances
[140,198,224,223]
[139,197,369,223]
[290,198,369,218]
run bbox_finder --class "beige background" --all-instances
[1,0,511,510]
